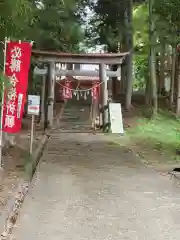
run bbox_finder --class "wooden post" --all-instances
[99,63,108,128]
[112,65,118,101]
[48,62,55,128]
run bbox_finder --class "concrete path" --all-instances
[12,133,180,239]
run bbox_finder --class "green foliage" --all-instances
[154,0,180,45]
[133,3,148,50]
[32,0,84,51]
[86,0,127,50]
[133,54,148,90]
[133,3,149,90]
[128,112,180,153]
[0,0,85,53]
[0,0,85,94]
[133,0,180,48]
[0,0,33,40]
[87,0,145,50]
[0,72,11,100]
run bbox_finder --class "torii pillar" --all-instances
[48,62,55,127]
[40,75,46,123]
[99,63,108,128]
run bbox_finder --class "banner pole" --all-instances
[29,115,35,155]
[29,40,34,156]
[0,37,8,168]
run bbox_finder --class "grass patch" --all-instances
[127,111,180,153]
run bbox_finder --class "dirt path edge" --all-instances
[0,134,49,239]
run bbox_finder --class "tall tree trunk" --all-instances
[149,0,157,117]
[145,74,151,106]
[159,42,165,93]
[176,53,180,115]
[119,41,126,104]
[170,45,176,109]
[125,0,133,110]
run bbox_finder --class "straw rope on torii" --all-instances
[55,79,103,99]
[55,79,103,92]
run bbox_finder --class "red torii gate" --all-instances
[32,50,128,129]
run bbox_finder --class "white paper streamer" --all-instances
[84,92,87,100]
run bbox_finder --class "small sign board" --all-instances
[109,103,124,134]
[28,95,40,115]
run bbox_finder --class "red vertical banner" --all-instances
[62,80,72,99]
[2,41,32,133]
[91,81,99,101]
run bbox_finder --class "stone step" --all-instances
[63,111,79,114]
[56,104,93,132]
[60,117,80,120]
[60,123,91,125]
[60,124,92,128]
